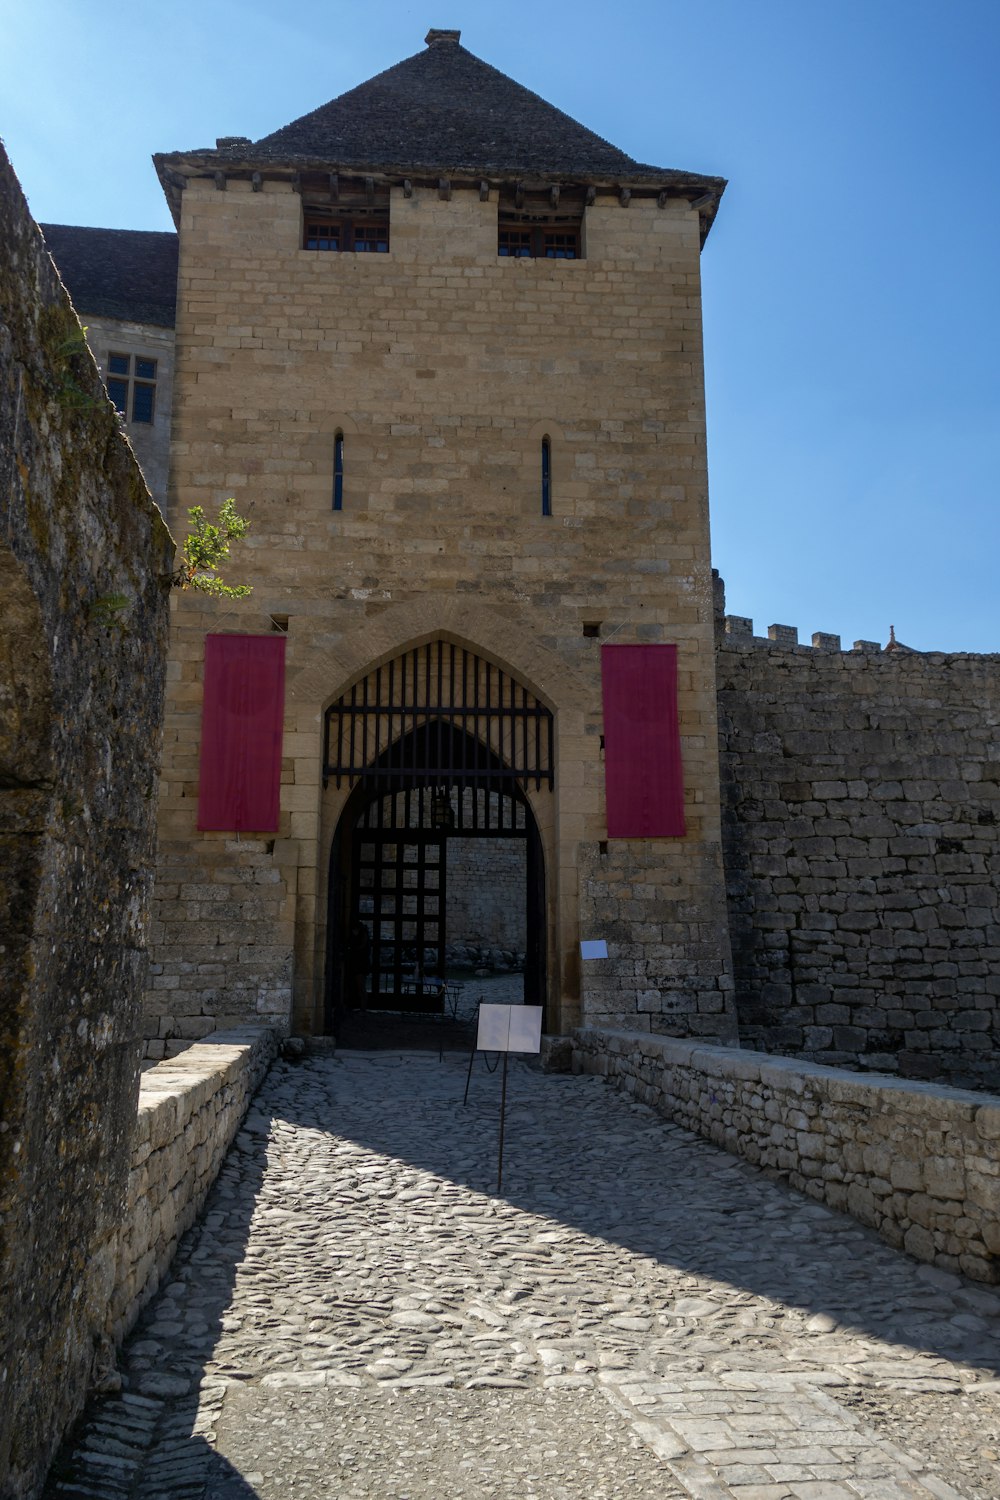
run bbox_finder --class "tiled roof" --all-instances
[242,32,700,182]
[41,224,178,328]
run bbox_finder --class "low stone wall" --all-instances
[572,1027,1000,1284]
[109,1027,278,1344]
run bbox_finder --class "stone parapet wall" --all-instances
[717,640,1000,1090]
[110,1027,278,1343]
[572,1027,1000,1283]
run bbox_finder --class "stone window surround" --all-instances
[106,349,157,424]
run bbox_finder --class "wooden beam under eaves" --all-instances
[214,171,226,191]
[438,178,451,201]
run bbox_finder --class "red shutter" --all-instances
[601,643,685,837]
[198,634,286,832]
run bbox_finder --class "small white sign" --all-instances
[477,1004,543,1054]
[580,939,609,960]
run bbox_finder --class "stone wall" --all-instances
[717,635,1000,1090]
[110,1028,278,1344]
[144,825,295,1059]
[572,1028,1000,1284]
[578,839,737,1041]
[446,836,526,950]
[0,146,174,1500]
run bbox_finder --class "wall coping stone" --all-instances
[575,1028,999,1112]
[573,1026,1000,1282]
[111,1026,280,1348]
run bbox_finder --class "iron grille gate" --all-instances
[328,643,552,1019]
[324,641,554,793]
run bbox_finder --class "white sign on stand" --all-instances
[476,1003,543,1054]
[465,1004,544,1192]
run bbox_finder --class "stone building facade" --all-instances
[132,28,737,1052]
[42,31,999,1088]
[41,224,177,509]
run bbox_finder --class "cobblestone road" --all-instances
[46,1041,1000,1499]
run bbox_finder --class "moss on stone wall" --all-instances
[0,144,174,1499]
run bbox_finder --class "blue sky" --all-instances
[3,0,998,651]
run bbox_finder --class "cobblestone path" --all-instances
[46,1049,1000,1499]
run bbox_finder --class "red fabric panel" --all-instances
[601,644,685,838]
[198,634,286,832]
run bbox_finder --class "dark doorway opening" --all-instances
[327,719,546,1049]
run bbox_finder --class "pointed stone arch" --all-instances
[288,596,592,722]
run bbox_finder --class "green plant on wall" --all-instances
[53,324,107,412]
[168,498,253,598]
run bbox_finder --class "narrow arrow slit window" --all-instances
[333,431,344,510]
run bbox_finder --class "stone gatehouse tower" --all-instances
[144,28,735,1048]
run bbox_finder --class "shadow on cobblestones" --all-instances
[44,1050,1000,1498]
[269,1051,1000,1379]
[42,1127,271,1498]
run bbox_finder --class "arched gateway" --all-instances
[323,640,552,1039]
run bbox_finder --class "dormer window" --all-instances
[498,186,584,260]
[300,173,389,253]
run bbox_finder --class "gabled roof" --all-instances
[252,30,660,178]
[41,224,178,328]
[155,31,725,237]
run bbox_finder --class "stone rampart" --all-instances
[717,637,1000,1090]
[110,1028,278,1343]
[572,1028,1000,1284]
[0,146,173,1498]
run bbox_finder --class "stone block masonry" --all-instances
[572,1027,1000,1283]
[0,146,173,1499]
[446,835,526,951]
[150,176,736,1042]
[110,1028,279,1344]
[717,636,1000,1090]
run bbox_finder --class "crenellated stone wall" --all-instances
[0,145,173,1499]
[716,633,1000,1090]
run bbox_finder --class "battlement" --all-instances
[722,615,886,653]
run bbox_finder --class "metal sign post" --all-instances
[466,1003,543,1192]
